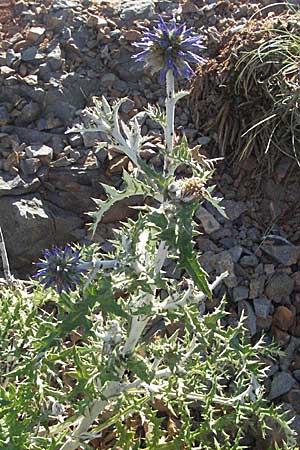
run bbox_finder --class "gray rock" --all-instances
[240,254,258,268]
[195,206,221,234]
[47,43,63,71]
[25,144,53,160]
[238,300,257,336]
[21,46,45,63]
[222,199,247,221]
[217,251,237,288]
[120,98,136,114]
[0,172,40,196]
[228,245,243,263]
[27,26,46,42]
[265,272,294,302]
[232,286,249,302]
[0,106,9,125]
[20,158,41,175]
[120,0,155,20]
[269,372,294,400]
[253,297,272,318]
[16,101,40,125]
[249,275,266,299]
[261,244,300,266]
[0,194,84,269]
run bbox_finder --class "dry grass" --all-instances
[190,8,300,172]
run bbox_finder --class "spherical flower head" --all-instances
[168,177,206,203]
[34,245,85,294]
[133,15,206,82]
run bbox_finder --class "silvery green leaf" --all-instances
[174,90,189,103]
[89,171,153,235]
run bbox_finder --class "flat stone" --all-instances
[232,286,249,302]
[228,245,243,263]
[27,26,46,42]
[0,172,40,196]
[269,372,294,400]
[195,206,221,234]
[238,300,256,336]
[120,0,155,20]
[25,144,54,161]
[217,251,237,288]
[253,297,272,318]
[240,254,258,268]
[265,272,294,302]
[249,275,265,299]
[222,199,247,221]
[21,46,45,62]
[20,158,41,175]
[261,244,300,266]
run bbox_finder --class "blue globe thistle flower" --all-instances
[34,245,85,294]
[133,16,206,82]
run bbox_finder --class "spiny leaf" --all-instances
[89,171,153,235]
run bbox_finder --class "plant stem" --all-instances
[0,225,12,283]
[164,69,175,177]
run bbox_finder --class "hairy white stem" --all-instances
[82,259,119,292]
[0,225,12,283]
[164,69,175,176]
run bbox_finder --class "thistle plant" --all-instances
[0,15,297,450]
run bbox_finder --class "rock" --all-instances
[269,372,294,400]
[249,275,265,299]
[265,272,294,302]
[25,144,54,161]
[217,251,238,288]
[27,26,46,42]
[228,245,243,262]
[253,297,272,318]
[232,286,249,302]
[0,194,84,269]
[222,199,247,221]
[16,101,40,125]
[280,337,300,371]
[0,172,40,196]
[287,389,300,413]
[120,0,155,20]
[238,300,256,336]
[20,158,41,175]
[0,106,9,125]
[273,306,295,331]
[261,244,300,266]
[239,254,258,268]
[195,206,221,234]
[47,43,63,71]
[21,46,45,63]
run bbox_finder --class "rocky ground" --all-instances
[1,0,300,441]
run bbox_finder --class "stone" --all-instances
[261,244,300,266]
[249,275,265,299]
[0,194,84,269]
[21,46,45,63]
[232,286,249,302]
[27,26,46,42]
[269,372,294,400]
[47,43,63,71]
[221,199,247,221]
[253,297,272,318]
[228,245,243,263]
[195,206,221,234]
[265,272,294,302]
[120,0,155,20]
[273,306,295,331]
[239,254,258,268]
[25,144,54,161]
[287,389,300,413]
[0,106,9,125]
[238,300,256,336]
[217,251,238,288]
[120,98,136,114]
[16,101,40,125]
[20,158,41,175]
[0,172,40,196]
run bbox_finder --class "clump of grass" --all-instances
[190,8,300,172]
